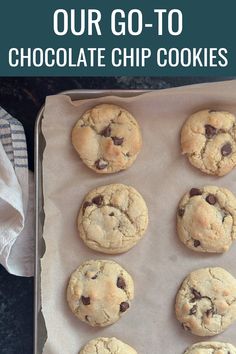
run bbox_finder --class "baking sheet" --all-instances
[41,81,236,354]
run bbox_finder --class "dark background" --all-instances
[0,76,234,354]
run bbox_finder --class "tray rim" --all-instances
[34,89,150,354]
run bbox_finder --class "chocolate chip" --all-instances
[83,201,93,214]
[92,195,104,206]
[112,136,124,146]
[81,296,90,305]
[189,305,197,315]
[182,323,190,331]
[178,208,185,217]
[101,125,111,137]
[205,124,217,138]
[194,240,201,248]
[206,308,215,317]
[109,212,114,216]
[85,315,89,322]
[95,159,108,170]
[221,143,232,157]
[206,194,217,205]
[120,302,129,312]
[191,288,202,300]
[91,274,98,280]
[117,277,126,289]
[189,188,202,197]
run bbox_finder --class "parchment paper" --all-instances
[41,81,236,354]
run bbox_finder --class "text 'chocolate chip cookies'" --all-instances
[175,267,236,336]
[184,342,236,354]
[177,186,236,253]
[79,337,138,354]
[78,183,148,254]
[72,104,142,173]
[67,260,134,327]
[181,110,236,176]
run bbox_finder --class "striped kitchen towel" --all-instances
[0,107,34,277]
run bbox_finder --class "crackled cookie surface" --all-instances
[78,183,148,254]
[175,267,236,336]
[184,342,236,354]
[177,186,236,253]
[181,110,236,176]
[72,104,142,173]
[79,337,137,354]
[67,260,134,327]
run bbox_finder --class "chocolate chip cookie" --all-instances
[67,260,134,327]
[177,186,236,253]
[181,110,236,176]
[175,267,236,336]
[72,104,142,173]
[184,342,236,354]
[79,337,137,354]
[78,183,148,254]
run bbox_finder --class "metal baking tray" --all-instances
[34,89,149,354]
